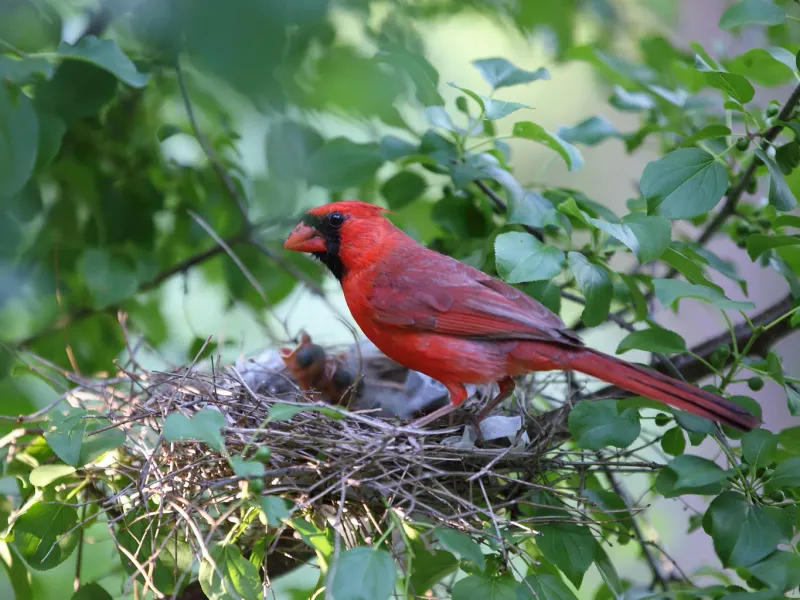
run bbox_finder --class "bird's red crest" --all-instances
[306,201,392,219]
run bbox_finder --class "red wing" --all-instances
[367,258,582,347]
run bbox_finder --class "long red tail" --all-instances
[566,348,759,431]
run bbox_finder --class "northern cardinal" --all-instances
[284,201,758,431]
[280,332,361,405]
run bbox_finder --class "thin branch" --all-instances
[175,59,250,229]
[600,463,670,591]
[694,82,800,247]
[475,180,544,242]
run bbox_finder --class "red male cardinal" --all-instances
[284,201,758,431]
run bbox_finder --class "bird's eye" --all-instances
[328,212,344,227]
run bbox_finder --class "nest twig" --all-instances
[5,342,662,598]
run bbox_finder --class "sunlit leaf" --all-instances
[617,325,687,355]
[567,252,612,326]
[328,547,396,600]
[494,232,565,283]
[568,401,640,450]
[705,491,783,567]
[435,528,485,571]
[513,121,584,171]
[558,115,620,146]
[652,279,754,311]
[0,86,38,197]
[589,213,671,262]
[162,408,226,453]
[471,57,550,90]
[199,543,261,600]
[641,149,728,219]
[719,0,786,29]
[12,502,79,570]
[57,36,148,87]
[753,148,798,211]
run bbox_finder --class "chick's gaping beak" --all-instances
[284,222,327,253]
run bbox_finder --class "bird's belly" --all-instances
[359,325,516,385]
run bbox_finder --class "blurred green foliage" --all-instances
[2,0,800,599]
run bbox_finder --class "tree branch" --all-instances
[175,59,251,229]
[475,180,545,242]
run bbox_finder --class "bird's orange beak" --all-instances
[284,222,327,253]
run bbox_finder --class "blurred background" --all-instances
[1,0,798,598]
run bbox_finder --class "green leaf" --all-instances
[199,543,261,600]
[35,110,65,170]
[435,528,485,571]
[12,502,79,570]
[568,400,640,450]
[508,191,561,230]
[231,457,265,479]
[719,0,786,29]
[641,149,728,219]
[0,56,53,85]
[379,135,418,160]
[517,574,579,600]
[557,115,619,146]
[71,583,113,600]
[267,120,323,182]
[662,241,715,281]
[652,279,755,311]
[269,402,319,422]
[29,464,76,487]
[665,454,728,494]
[481,97,531,120]
[764,456,800,493]
[513,121,584,171]
[259,496,291,527]
[57,36,148,87]
[78,248,139,309]
[593,544,623,598]
[494,232,565,284]
[661,426,687,456]
[162,408,226,453]
[787,385,800,417]
[328,547,396,600]
[741,429,778,468]
[408,548,458,597]
[289,519,334,571]
[44,409,87,467]
[753,148,798,211]
[590,213,671,263]
[471,57,550,90]
[617,325,687,355]
[78,413,125,465]
[727,48,796,87]
[307,138,384,190]
[0,86,38,197]
[705,491,782,567]
[694,55,755,104]
[380,171,426,210]
[452,574,517,600]
[609,85,655,111]
[536,523,596,587]
[749,551,800,592]
[681,124,732,147]
[567,252,612,327]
